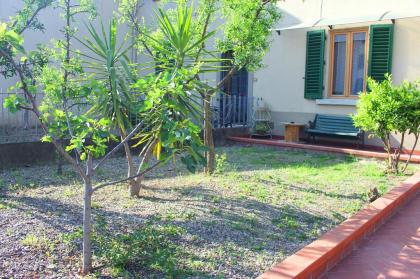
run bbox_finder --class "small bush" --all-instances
[353,75,420,173]
[215,153,228,174]
[95,223,186,277]
[21,233,56,255]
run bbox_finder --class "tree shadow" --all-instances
[0,145,367,194]
[0,145,379,277]
[4,184,337,278]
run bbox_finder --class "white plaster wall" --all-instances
[253,0,420,150]
[0,0,129,91]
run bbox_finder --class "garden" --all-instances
[1,0,420,278]
[1,145,418,278]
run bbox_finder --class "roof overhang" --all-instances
[277,10,420,31]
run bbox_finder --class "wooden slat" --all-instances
[368,24,394,82]
[304,30,325,99]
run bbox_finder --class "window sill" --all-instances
[316,99,358,106]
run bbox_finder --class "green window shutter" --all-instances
[304,30,325,99]
[368,24,394,82]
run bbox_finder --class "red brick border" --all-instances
[227,136,420,163]
[258,172,420,279]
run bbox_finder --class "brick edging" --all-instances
[258,172,420,279]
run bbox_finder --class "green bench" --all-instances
[307,114,365,147]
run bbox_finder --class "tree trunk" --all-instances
[382,134,394,173]
[56,150,63,175]
[135,139,156,187]
[57,156,63,175]
[204,93,215,174]
[393,133,405,174]
[402,134,419,173]
[120,129,142,197]
[82,156,93,275]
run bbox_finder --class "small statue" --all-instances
[368,187,380,202]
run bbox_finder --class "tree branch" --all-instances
[92,161,161,193]
[136,138,157,174]
[402,134,419,173]
[127,6,153,57]
[16,1,52,35]
[217,67,237,91]
[0,45,85,180]
[214,0,272,93]
[93,120,145,171]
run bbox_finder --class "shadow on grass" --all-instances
[284,184,365,201]
[5,184,336,278]
[1,145,377,277]
[0,145,365,194]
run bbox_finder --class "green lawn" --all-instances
[0,145,417,278]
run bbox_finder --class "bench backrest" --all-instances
[313,114,360,134]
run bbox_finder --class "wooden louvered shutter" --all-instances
[304,30,325,99]
[368,24,394,82]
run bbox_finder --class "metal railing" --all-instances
[0,90,257,143]
[0,91,44,143]
[211,94,254,129]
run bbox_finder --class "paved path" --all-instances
[325,194,420,279]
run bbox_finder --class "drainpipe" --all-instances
[320,0,324,20]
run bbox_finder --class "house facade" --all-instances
[253,0,420,150]
[1,0,420,151]
[140,0,420,151]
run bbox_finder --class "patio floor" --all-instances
[325,193,420,279]
[227,136,420,163]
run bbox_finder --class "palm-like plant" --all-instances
[148,2,228,175]
[79,19,136,129]
[149,3,223,73]
[78,19,143,196]
[126,3,220,182]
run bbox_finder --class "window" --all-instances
[329,28,368,98]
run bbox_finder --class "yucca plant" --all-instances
[123,3,217,185]
[148,3,223,73]
[78,19,144,196]
[79,19,136,129]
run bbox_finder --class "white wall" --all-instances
[253,0,420,150]
[0,0,130,130]
[0,0,129,91]
[276,0,420,29]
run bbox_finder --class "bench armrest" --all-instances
[308,120,315,129]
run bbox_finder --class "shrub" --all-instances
[95,223,185,277]
[353,75,420,173]
[254,120,274,135]
[215,153,228,174]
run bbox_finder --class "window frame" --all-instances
[328,27,369,98]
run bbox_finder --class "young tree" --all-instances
[122,0,281,174]
[353,75,420,173]
[53,0,97,174]
[202,0,281,173]
[2,1,205,274]
[78,19,143,196]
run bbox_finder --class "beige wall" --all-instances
[252,0,420,150]
[0,0,129,91]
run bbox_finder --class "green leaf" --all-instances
[3,94,25,113]
[41,135,52,143]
